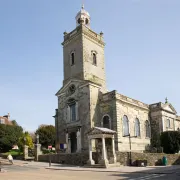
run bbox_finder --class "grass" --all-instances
[3,149,23,156]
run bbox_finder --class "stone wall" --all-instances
[38,153,89,166]
[117,152,180,166]
[115,92,150,152]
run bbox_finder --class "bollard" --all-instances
[49,155,51,167]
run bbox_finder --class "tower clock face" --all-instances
[69,84,76,94]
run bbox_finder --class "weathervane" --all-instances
[165,97,168,104]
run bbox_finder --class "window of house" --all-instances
[166,119,170,128]
[71,52,75,66]
[123,115,129,136]
[102,115,111,129]
[0,118,5,124]
[145,120,151,138]
[135,118,140,137]
[92,53,97,65]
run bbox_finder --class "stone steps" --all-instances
[84,162,121,169]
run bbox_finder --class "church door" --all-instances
[70,132,77,153]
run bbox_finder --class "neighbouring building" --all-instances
[54,5,180,157]
[0,113,13,125]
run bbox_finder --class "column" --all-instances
[111,135,116,163]
[76,129,81,152]
[87,138,95,165]
[35,144,42,161]
[23,145,29,160]
[67,106,70,122]
[68,137,71,153]
[99,135,109,166]
[102,136,107,160]
[66,133,69,153]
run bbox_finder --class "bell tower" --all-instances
[76,5,90,28]
[62,5,106,91]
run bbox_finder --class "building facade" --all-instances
[0,113,12,125]
[55,6,180,154]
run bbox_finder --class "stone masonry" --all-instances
[54,5,180,156]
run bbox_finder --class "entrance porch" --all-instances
[87,127,117,168]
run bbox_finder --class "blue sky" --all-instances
[0,0,179,132]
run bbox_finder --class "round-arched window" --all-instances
[123,115,129,136]
[135,118,140,137]
[85,18,89,24]
[102,115,110,129]
[145,120,151,138]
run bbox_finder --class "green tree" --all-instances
[35,125,55,148]
[11,120,18,126]
[0,124,23,152]
[160,131,180,154]
[18,131,34,150]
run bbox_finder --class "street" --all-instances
[1,162,180,180]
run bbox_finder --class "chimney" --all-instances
[8,113,10,120]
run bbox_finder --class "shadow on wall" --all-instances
[172,156,180,165]
[155,159,163,166]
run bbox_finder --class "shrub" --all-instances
[160,131,180,154]
[42,148,55,154]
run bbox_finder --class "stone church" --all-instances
[54,5,180,157]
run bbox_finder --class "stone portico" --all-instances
[87,127,116,167]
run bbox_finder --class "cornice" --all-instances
[82,31,105,47]
[116,98,149,111]
[61,25,105,47]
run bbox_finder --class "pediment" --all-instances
[55,79,86,96]
[162,103,177,114]
[87,127,116,135]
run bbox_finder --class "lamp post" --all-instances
[123,134,137,166]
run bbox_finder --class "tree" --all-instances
[11,120,18,126]
[0,124,23,152]
[160,131,180,154]
[18,131,34,150]
[35,125,55,148]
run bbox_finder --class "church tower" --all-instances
[55,5,107,153]
[62,5,106,91]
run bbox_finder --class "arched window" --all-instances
[123,115,129,136]
[166,119,170,128]
[92,53,97,65]
[135,118,140,137]
[145,120,151,138]
[68,99,76,121]
[102,115,111,129]
[71,52,75,66]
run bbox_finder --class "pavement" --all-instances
[46,164,180,174]
[1,159,180,174]
[1,159,180,179]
